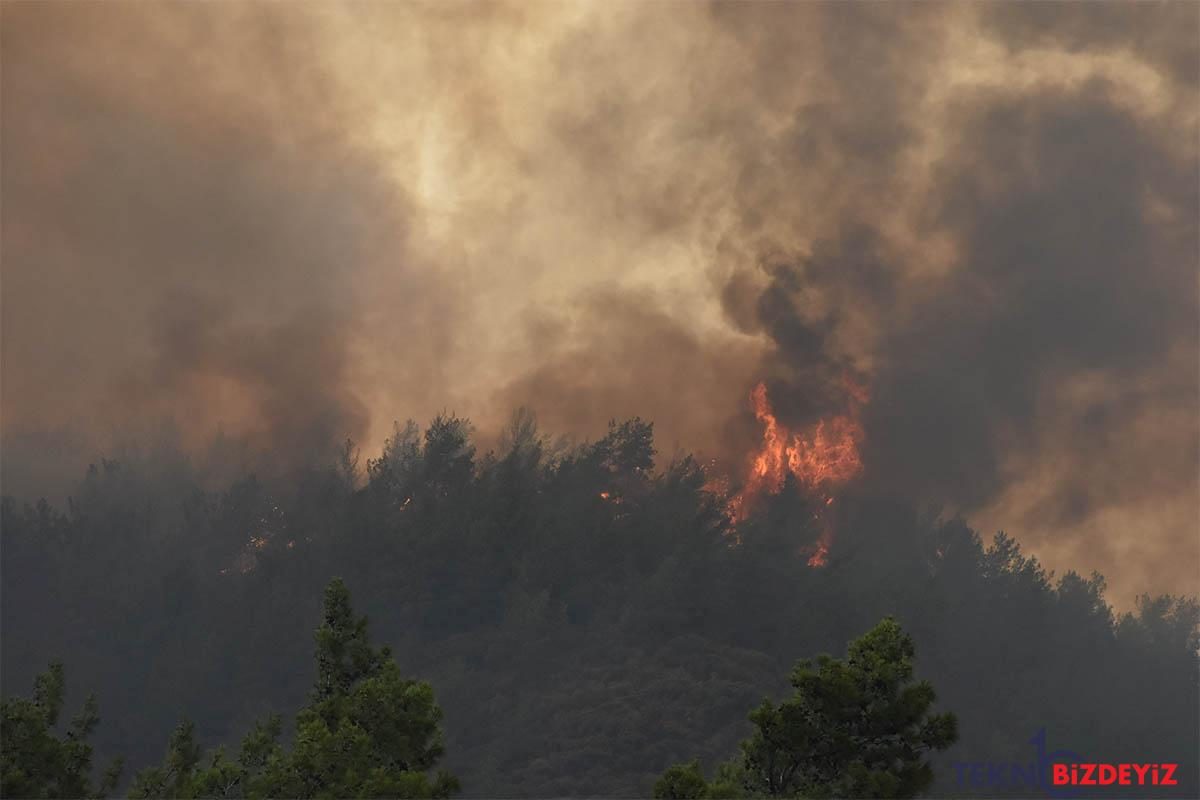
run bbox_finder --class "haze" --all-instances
[3,1,1197,605]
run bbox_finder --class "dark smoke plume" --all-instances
[2,1,1196,602]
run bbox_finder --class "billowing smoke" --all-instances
[1,3,456,491]
[2,2,1196,602]
[709,3,1198,600]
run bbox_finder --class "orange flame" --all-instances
[806,529,832,567]
[725,379,867,565]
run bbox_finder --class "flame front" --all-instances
[743,382,864,495]
[726,380,867,564]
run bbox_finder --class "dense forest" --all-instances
[3,413,1198,797]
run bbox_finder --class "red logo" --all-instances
[1052,763,1178,787]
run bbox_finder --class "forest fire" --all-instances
[724,380,867,565]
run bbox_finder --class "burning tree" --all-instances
[722,380,868,566]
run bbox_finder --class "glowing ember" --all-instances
[598,490,624,505]
[805,529,832,567]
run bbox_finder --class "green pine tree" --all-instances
[655,618,957,799]
[131,578,459,799]
[1,662,123,798]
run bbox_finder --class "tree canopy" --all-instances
[2,412,1197,796]
[0,663,123,798]
[127,578,458,799]
[656,618,957,798]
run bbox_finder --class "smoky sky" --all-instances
[2,1,1197,603]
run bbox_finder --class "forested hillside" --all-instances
[3,413,1197,796]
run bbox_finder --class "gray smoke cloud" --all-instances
[1,3,456,491]
[2,1,1196,603]
[707,3,1198,602]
